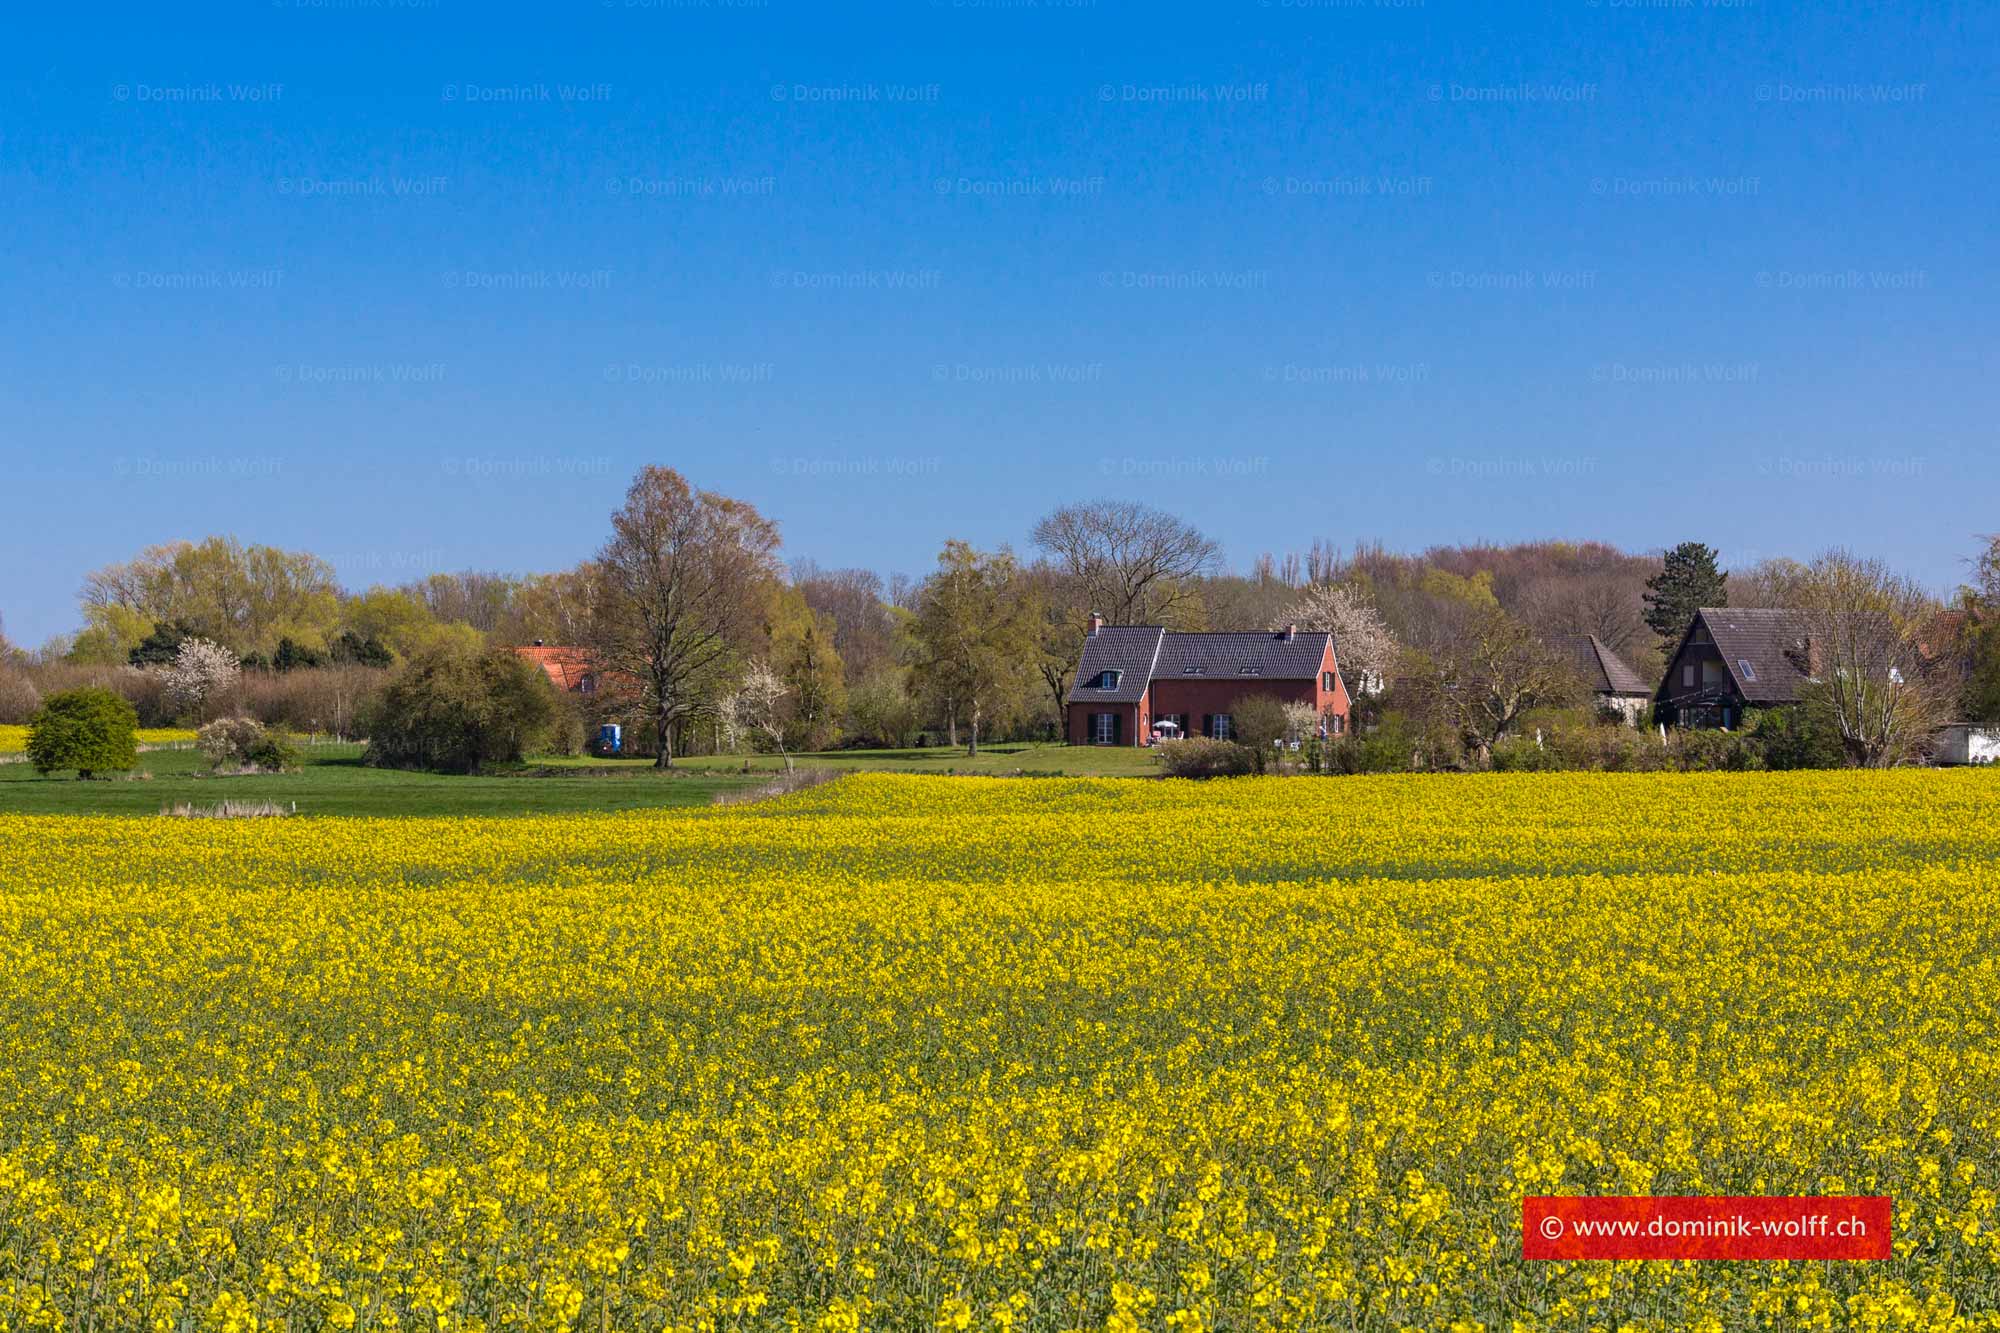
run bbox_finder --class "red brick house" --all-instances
[1064,616,1352,746]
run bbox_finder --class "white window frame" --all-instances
[1093,712,1115,744]
[1211,713,1233,741]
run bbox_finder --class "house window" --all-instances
[579,673,596,694]
[1738,659,1757,682]
[1329,714,1344,736]
[1089,669,1121,690]
[1092,713,1116,744]
[1682,664,1695,689]
[1208,713,1233,740]
[1321,670,1336,691]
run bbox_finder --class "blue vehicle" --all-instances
[594,723,623,757]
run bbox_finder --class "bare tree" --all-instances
[1780,550,1953,767]
[1275,583,1400,693]
[732,659,793,772]
[1729,557,1811,609]
[1403,608,1579,766]
[1518,574,1650,659]
[404,571,520,633]
[587,468,781,768]
[1031,501,1220,627]
[792,561,900,682]
[1020,560,1094,726]
[501,566,600,647]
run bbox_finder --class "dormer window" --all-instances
[1089,669,1121,690]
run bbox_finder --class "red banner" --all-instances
[1522,1195,1892,1261]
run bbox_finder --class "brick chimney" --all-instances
[1088,612,1103,637]
[1283,622,1296,642]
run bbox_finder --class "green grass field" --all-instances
[0,744,754,817]
[0,739,1159,816]
[555,740,1162,778]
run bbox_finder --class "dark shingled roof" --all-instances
[1153,631,1334,680]
[1662,608,1811,705]
[1066,627,1333,704]
[1560,636,1652,697]
[1065,627,1163,703]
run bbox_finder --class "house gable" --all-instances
[1064,627,1164,705]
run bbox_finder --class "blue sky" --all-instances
[3,0,1994,645]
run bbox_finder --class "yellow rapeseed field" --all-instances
[2,771,1999,1332]
[0,726,198,754]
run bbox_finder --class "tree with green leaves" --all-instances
[912,541,1042,756]
[85,536,341,659]
[586,467,783,768]
[1959,534,2000,727]
[1230,694,1291,773]
[363,644,561,773]
[1643,542,1728,648]
[780,619,846,752]
[27,687,139,779]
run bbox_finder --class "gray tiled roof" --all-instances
[1065,627,1163,703]
[1666,608,1810,705]
[1701,607,1814,704]
[1153,631,1333,680]
[1066,627,1332,703]
[1561,635,1652,696]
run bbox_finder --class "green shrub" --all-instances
[197,717,266,768]
[197,716,300,772]
[1490,734,1562,772]
[363,645,560,773]
[1229,695,1292,773]
[1671,728,1764,772]
[1749,703,1847,770]
[1155,737,1258,779]
[247,729,301,773]
[544,695,588,757]
[26,688,139,778]
[1324,713,1425,774]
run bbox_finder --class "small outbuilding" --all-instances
[1559,635,1653,725]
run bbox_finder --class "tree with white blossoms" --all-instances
[160,636,240,721]
[732,659,793,772]
[1282,700,1322,744]
[1275,583,1399,695]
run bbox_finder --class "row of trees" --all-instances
[11,472,1999,771]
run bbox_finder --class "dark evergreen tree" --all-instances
[127,620,195,667]
[1643,542,1728,646]
[330,630,393,668]
[272,637,328,673]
